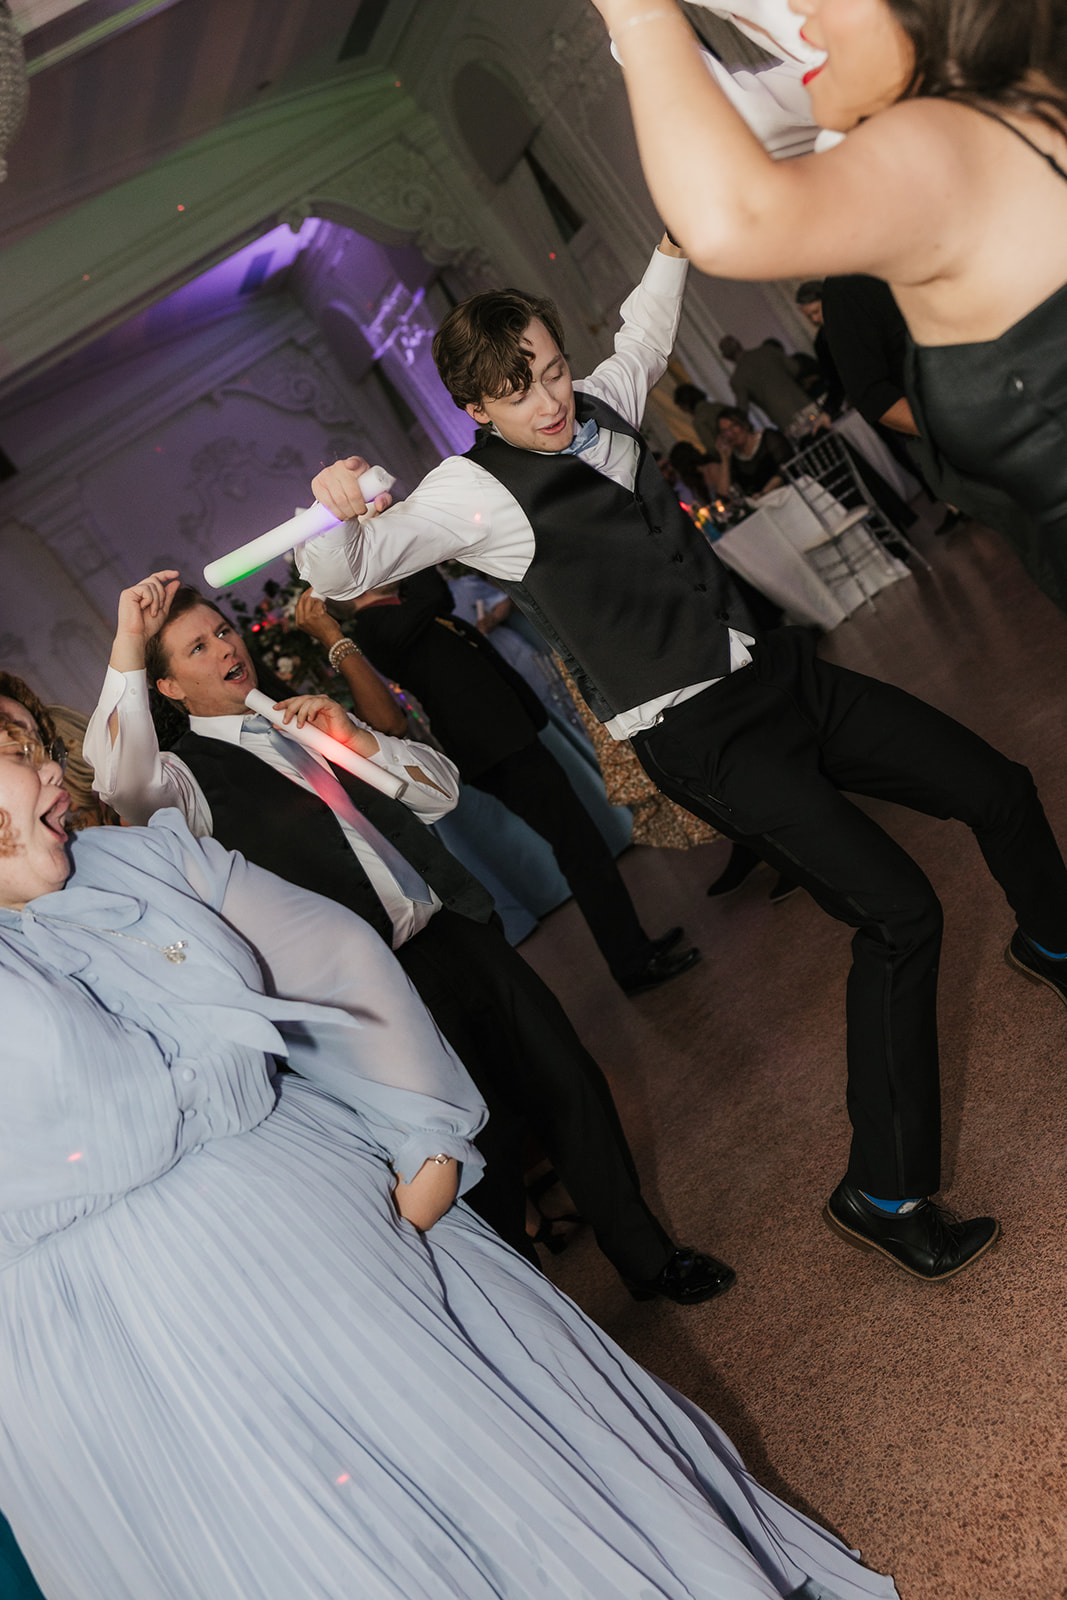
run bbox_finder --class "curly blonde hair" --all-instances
[0,671,55,748]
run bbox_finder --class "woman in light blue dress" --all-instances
[0,690,898,1600]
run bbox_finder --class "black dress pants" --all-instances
[634,626,1067,1198]
[473,739,653,984]
[395,909,673,1279]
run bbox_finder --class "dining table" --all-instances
[709,483,910,630]
[832,408,920,502]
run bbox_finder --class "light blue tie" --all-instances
[242,716,433,905]
[562,416,600,456]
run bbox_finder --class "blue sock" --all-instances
[861,1191,923,1214]
[1026,936,1067,960]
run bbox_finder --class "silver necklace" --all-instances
[23,909,188,963]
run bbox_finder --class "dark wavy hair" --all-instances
[715,405,752,430]
[890,0,1067,133]
[432,290,568,410]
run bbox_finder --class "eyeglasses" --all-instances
[0,733,68,773]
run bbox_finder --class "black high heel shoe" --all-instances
[525,1168,584,1255]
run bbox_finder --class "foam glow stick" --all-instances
[203,465,395,590]
[244,688,407,800]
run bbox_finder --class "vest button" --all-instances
[671,552,683,563]
[694,582,707,592]
[717,609,730,621]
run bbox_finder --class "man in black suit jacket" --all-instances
[84,572,735,1307]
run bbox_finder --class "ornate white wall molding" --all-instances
[0,301,423,701]
[177,435,312,555]
[1,301,311,481]
[216,338,356,430]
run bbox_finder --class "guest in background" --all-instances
[718,334,825,439]
[801,276,969,539]
[767,337,830,410]
[668,439,720,506]
[445,571,588,733]
[297,567,700,999]
[713,406,794,498]
[793,283,847,416]
[673,381,727,457]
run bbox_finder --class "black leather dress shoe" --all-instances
[619,945,700,996]
[625,1248,736,1306]
[823,1181,999,1281]
[1006,929,1067,1009]
[649,925,685,957]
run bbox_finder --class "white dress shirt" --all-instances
[83,667,461,947]
[298,250,754,739]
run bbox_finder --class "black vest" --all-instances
[466,393,756,721]
[175,731,494,944]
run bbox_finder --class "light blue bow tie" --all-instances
[562,416,600,456]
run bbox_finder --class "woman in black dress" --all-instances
[590,0,1067,611]
[713,407,794,499]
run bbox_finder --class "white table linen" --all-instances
[713,486,908,629]
[832,409,920,503]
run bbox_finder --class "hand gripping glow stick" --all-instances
[202,465,396,590]
[244,688,407,800]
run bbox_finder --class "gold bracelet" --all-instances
[328,638,362,669]
[611,7,673,41]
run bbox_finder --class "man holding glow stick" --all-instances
[300,231,1067,1284]
[83,570,736,1306]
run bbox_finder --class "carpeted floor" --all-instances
[517,515,1067,1600]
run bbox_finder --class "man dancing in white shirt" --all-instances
[302,233,1067,1285]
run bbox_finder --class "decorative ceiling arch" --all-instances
[0,69,494,397]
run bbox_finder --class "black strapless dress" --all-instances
[907,278,1067,610]
[904,104,1067,612]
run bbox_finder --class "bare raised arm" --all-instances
[587,0,974,290]
[293,589,407,736]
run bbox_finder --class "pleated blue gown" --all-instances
[0,815,898,1600]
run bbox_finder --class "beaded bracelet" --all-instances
[328,638,362,669]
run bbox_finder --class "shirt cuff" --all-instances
[358,729,444,792]
[644,247,689,292]
[296,524,364,601]
[392,1134,486,1197]
[83,665,135,781]
[363,728,417,777]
